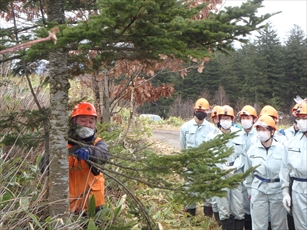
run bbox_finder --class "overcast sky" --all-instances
[221,0,307,43]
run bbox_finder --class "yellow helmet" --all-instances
[194,98,210,110]
[295,102,307,116]
[259,105,278,120]
[211,105,221,118]
[292,103,299,112]
[254,114,276,130]
[217,105,235,118]
[238,105,258,118]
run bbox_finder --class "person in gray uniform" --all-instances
[244,115,288,230]
[285,104,301,140]
[206,105,245,230]
[179,98,215,216]
[237,105,258,230]
[280,101,307,230]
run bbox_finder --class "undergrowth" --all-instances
[0,76,221,229]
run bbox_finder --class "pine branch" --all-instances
[0,27,59,55]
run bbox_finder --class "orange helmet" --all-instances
[294,102,307,116]
[217,105,235,118]
[211,105,221,118]
[254,114,276,130]
[71,102,97,118]
[238,105,258,118]
[194,98,210,110]
[259,105,278,120]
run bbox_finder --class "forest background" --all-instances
[138,23,307,122]
[0,0,306,229]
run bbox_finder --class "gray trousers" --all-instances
[292,190,307,230]
[242,184,250,215]
[250,189,287,230]
[216,184,245,220]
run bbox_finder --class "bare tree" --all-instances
[212,85,230,106]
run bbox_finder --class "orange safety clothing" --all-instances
[68,137,105,212]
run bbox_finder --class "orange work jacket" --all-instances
[68,138,105,212]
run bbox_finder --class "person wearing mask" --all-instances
[258,105,287,144]
[244,115,288,230]
[179,98,215,217]
[284,104,301,140]
[237,105,258,230]
[40,102,109,213]
[206,105,245,230]
[280,101,307,230]
[258,105,289,229]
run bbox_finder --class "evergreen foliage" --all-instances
[90,129,255,206]
[138,24,307,119]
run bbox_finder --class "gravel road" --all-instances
[152,129,181,150]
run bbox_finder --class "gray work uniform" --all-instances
[280,133,307,230]
[208,126,245,221]
[284,125,301,140]
[239,128,257,215]
[179,118,215,209]
[245,140,288,230]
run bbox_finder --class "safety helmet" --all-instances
[217,105,235,118]
[238,105,258,118]
[211,105,221,118]
[71,102,97,118]
[259,105,278,120]
[254,114,276,130]
[292,103,299,112]
[295,102,307,116]
[194,98,210,110]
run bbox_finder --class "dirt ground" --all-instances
[152,129,181,150]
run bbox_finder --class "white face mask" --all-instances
[297,119,307,132]
[241,119,253,129]
[76,126,95,139]
[220,119,232,130]
[257,131,271,142]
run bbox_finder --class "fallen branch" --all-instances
[0,27,59,55]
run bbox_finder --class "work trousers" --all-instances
[250,189,287,230]
[216,184,245,221]
[292,190,307,230]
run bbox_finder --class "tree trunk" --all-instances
[93,72,104,123]
[102,71,111,122]
[47,0,70,219]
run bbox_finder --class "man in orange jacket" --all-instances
[40,102,109,213]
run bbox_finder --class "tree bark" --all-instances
[47,0,70,219]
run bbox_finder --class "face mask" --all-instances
[297,119,307,132]
[241,119,253,129]
[195,111,207,121]
[220,119,232,130]
[76,126,95,139]
[257,131,271,142]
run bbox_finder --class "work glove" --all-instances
[282,187,291,212]
[74,147,90,161]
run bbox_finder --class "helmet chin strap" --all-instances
[262,130,273,143]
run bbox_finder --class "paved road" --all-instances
[152,129,181,150]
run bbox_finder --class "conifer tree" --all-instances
[283,25,307,109]
[1,0,275,220]
[255,24,285,108]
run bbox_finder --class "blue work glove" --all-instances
[74,147,90,161]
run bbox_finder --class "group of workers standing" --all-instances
[179,98,307,230]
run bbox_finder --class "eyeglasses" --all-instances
[296,116,307,120]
